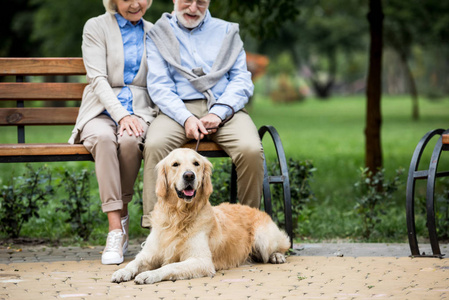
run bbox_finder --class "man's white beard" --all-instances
[174,1,206,29]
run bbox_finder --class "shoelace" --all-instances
[104,231,123,252]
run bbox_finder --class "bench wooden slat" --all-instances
[443,134,449,145]
[0,58,85,76]
[0,82,86,100]
[0,142,224,157]
[182,140,225,152]
[0,143,90,156]
[0,107,79,125]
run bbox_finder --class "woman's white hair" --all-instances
[103,0,153,14]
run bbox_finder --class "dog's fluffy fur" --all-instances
[111,148,290,285]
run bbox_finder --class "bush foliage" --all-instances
[353,168,404,240]
[0,158,316,241]
[0,165,53,238]
[0,160,423,244]
[56,169,102,241]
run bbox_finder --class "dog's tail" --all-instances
[251,222,290,263]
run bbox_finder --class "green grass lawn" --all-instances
[1,94,449,244]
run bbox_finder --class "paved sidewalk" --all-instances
[0,242,448,299]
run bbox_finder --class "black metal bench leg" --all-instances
[258,125,293,247]
[406,129,444,256]
[262,153,273,217]
[426,135,445,256]
[406,128,448,258]
[230,163,237,204]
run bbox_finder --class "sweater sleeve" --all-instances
[82,17,130,123]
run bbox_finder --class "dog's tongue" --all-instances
[184,189,195,197]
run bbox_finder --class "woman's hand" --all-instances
[119,115,144,137]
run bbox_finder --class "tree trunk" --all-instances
[365,0,384,174]
[398,52,419,120]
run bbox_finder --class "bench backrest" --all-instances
[0,57,225,153]
[0,58,86,143]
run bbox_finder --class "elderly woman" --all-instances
[69,0,158,265]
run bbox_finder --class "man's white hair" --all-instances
[103,0,153,14]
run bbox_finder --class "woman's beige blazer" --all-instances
[69,12,157,144]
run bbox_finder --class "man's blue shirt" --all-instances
[146,10,254,126]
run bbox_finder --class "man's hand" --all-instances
[119,115,144,137]
[185,116,208,140]
[200,113,222,134]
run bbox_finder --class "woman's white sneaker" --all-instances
[101,229,126,265]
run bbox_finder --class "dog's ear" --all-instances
[155,159,168,199]
[201,156,213,197]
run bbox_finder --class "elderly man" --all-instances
[141,0,264,227]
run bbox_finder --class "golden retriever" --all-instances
[111,148,290,285]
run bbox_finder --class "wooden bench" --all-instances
[406,129,449,258]
[0,57,293,245]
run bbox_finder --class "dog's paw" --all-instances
[134,271,161,285]
[269,252,286,264]
[111,268,135,283]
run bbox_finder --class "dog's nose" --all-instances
[183,171,195,182]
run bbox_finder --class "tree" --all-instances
[250,0,369,99]
[26,1,302,58]
[383,0,449,120]
[29,0,172,57]
[28,0,101,57]
[296,0,368,99]
[365,0,383,174]
[0,0,41,57]
[209,0,302,40]
[383,1,421,121]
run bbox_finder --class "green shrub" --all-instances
[209,159,233,206]
[269,158,316,235]
[0,165,53,238]
[56,169,102,241]
[353,168,404,240]
[435,181,449,240]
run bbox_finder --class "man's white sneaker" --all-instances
[101,229,126,265]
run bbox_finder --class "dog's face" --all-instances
[156,149,213,204]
